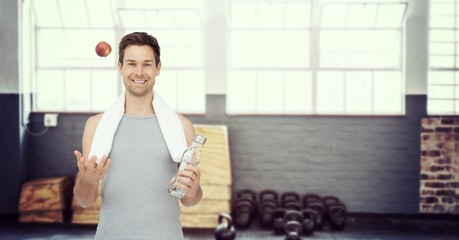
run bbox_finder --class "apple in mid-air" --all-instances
[95,41,112,57]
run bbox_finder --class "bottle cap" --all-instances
[194,134,207,145]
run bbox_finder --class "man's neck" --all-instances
[124,91,155,116]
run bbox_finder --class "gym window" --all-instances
[227,0,408,115]
[428,0,459,115]
[21,0,205,114]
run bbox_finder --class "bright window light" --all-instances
[87,0,114,28]
[316,71,345,114]
[256,71,284,114]
[65,70,91,111]
[31,0,61,27]
[284,71,312,114]
[228,0,407,115]
[345,72,373,114]
[227,71,257,114]
[59,0,89,27]
[36,70,64,111]
[428,0,459,115]
[27,0,204,113]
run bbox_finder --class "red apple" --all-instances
[95,41,112,57]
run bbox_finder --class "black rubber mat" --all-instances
[0,214,458,240]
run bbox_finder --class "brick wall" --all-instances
[420,118,459,213]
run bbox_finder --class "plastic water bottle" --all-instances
[168,134,207,198]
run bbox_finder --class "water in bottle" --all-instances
[168,134,207,198]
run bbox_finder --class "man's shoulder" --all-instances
[85,113,104,129]
[176,113,192,128]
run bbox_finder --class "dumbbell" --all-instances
[237,189,257,202]
[327,202,348,231]
[302,193,321,207]
[214,213,236,240]
[322,195,340,209]
[233,200,255,229]
[307,201,325,230]
[300,209,316,235]
[321,195,340,223]
[272,208,287,234]
[258,201,277,229]
[283,210,304,240]
[281,192,300,206]
[258,189,279,203]
[257,190,279,229]
[233,189,257,228]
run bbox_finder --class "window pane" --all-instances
[345,72,372,113]
[285,2,310,28]
[430,3,455,16]
[36,70,64,111]
[428,100,454,115]
[91,70,119,112]
[374,4,407,28]
[230,2,256,28]
[31,0,61,27]
[87,0,114,28]
[430,16,455,28]
[429,43,455,55]
[227,71,256,114]
[347,4,378,28]
[65,70,91,112]
[59,0,89,27]
[284,71,312,113]
[374,72,402,114]
[177,70,205,113]
[155,70,178,110]
[321,4,348,28]
[144,10,175,28]
[37,29,116,68]
[430,30,455,42]
[428,71,454,85]
[256,71,284,113]
[430,56,455,68]
[316,71,345,114]
[119,10,149,28]
[321,30,400,68]
[231,30,309,68]
[175,10,202,28]
[428,85,454,99]
[257,2,284,28]
[154,30,203,68]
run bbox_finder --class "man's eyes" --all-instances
[126,63,152,67]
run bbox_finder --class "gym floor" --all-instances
[0,213,458,240]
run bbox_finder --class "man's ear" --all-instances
[156,62,161,76]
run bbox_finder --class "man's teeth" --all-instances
[133,80,146,83]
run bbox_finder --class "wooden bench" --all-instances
[19,176,73,223]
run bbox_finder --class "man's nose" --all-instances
[135,65,144,74]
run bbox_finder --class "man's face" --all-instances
[118,45,161,97]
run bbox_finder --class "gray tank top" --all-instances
[95,115,184,240]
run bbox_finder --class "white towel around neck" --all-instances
[88,90,187,164]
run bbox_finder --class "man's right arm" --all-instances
[73,114,110,208]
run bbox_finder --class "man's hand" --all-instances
[177,165,201,198]
[74,150,111,185]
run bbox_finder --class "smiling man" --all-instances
[73,32,203,239]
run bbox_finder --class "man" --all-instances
[73,32,203,239]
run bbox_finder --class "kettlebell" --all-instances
[215,213,236,240]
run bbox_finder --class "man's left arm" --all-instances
[177,114,203,207]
